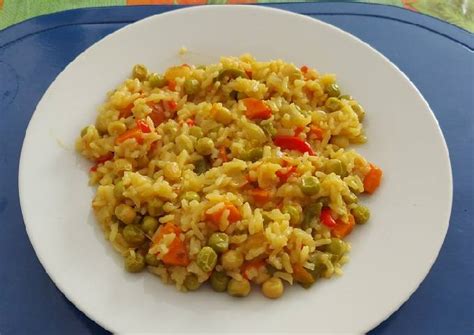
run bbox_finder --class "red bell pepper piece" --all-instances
[273,135,315,155]
[320,207,337,228]
[136,119,151,133]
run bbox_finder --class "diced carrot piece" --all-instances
[136,119,151,133]
[242,259,265,280]
[309,125,324,140]
[294,126,305,136]
[219,147,228,162]
[167,80,176,91]
[164,100,177,112]
[95,152,114,164]
[292,264,314,285]
[248,188,271,203]
[276,166,296,183]
[300,65,309,74]
[185,118,195,127]
[206,202,241,227]
[161,237,189,266]
[332,214,355,238]
[243,98,272,120]
[119,103,133,118]
[363,163,383,194]
[116,128,143,144]
[152,222,181,244]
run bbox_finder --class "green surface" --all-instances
[0,0,473,32]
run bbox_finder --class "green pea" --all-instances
[148,73,167,88]
[300,176,320,195]
[247,148,263,162]
[352,103,365,121]
[302,202,323,230]
[324,159,347,177]
[208,232,229,253]
[114,181,125,200]
[324,238,347,257]
[196,137,215,156]
[197,246,217,272]
[184,274,201,291]
[189,126,203,138]
[183,79,200,95]
[210,271,230,292]
[145,253,161,266]
[123,225,146,246]
[124,253,145,273]
[283,204,301,226]
[339,94,352,100]
[307,258,326,281]
[227,278,251,297]
[352,205,370,224]
[80,126,89,137]
[141,216,159,236]
[183,191,200,202]
[261,123,276,137]
[325,97,343,112]
[217,69,247,81]
[132,64,148,81]
[326,83,340,97]
[194,159,210,175]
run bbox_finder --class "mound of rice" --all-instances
[76,54,382,299]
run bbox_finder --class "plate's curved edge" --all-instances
[17,5,453,334]
[1,3,472,49]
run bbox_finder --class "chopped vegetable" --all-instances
[184,274,200,291]
[218,146,228,162]
[210,271,230,292]
[208,232,229,253]
[183,79,200,95]
[326,83,340,97]
[274,135,315,155]
[136,119,151,133]
[242,259,265,280]
[124,253,145,273]
[95,152,114,164]
[309,125,324,140]
[132,64,148,81]
[206,202,242,226]
[152,222,189,266]
[123,225,146,246]
[320,207,337,228]
[197,246,218,272]
[302,202,323,230]
[167,80,176,91]
[292,264,315,285]
[248,188,271,203]
[116,127,143,145]
[332,214,355,238]
[364,164,383,194]
[227,278,251,297]
[276,166,296,183]
[119,103,133,119]
[262,277,284,299]
[300,176,320,195]
[148,73,167,88]
[243,98,272,120]
[352,205,370,224]
[300,65,309,74]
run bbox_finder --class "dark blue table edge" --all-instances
[0,3,471,334]
[0,3,473,51]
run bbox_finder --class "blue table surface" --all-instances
[0,3,473,334]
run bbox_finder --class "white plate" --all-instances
[19,5,452,333]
